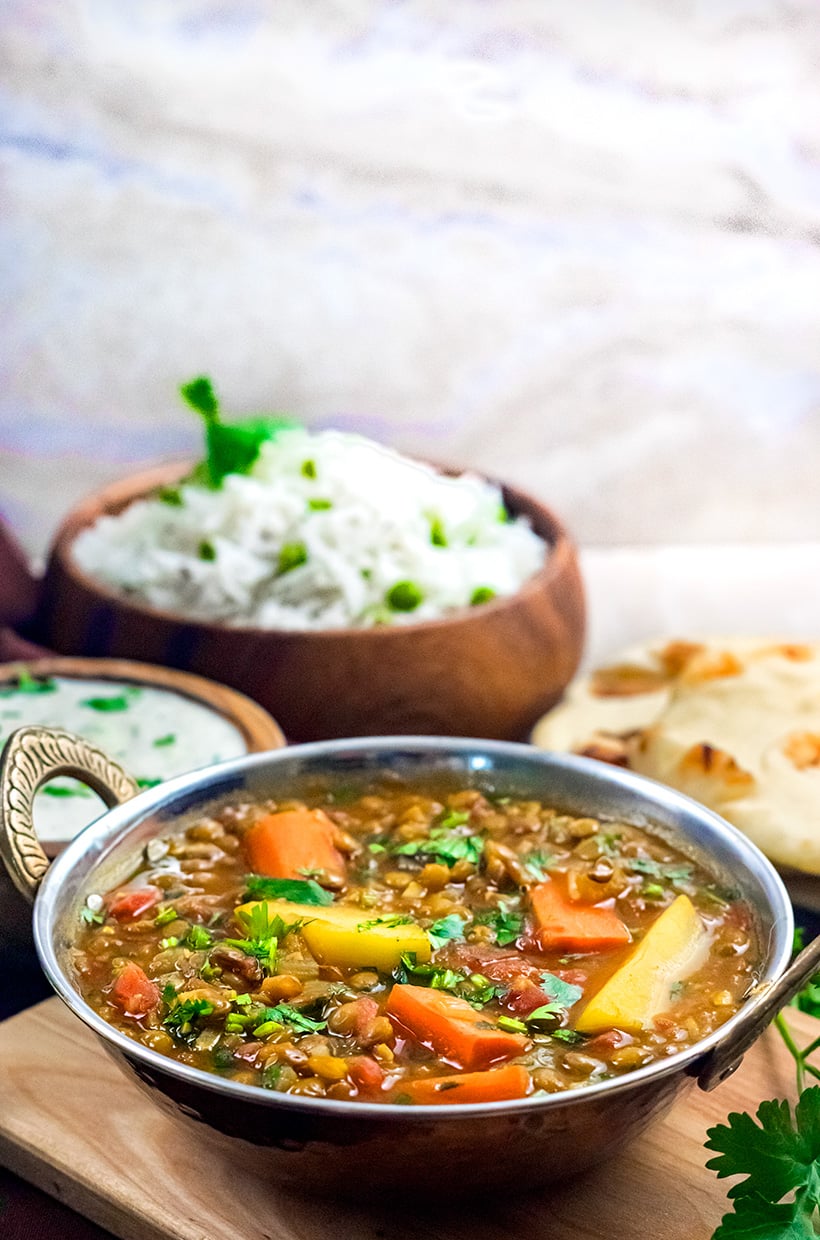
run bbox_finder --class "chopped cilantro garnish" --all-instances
[471,905,523,947]
[497,1015,528,1034]
[385,581,424,612]
[226,905,306,975]
[43,783,92,798]
[80,906,104,925]
[157,485,183,506]
[538,972,583,1012]
[438,810,471,831]
[427,914,466,950]
[301,459,317,478]
[81,694,132,713]
[549,1028,585,1046]
[523,851,554,881]
[261,1061,282,1088]
[628,858,694,887]
[153,733,176,748]
[393,956,505,1007]
[162,997,215,1034]
[244,875,333,907]
[186,925,213,951]
[263,1003,327,1033]
[179,375,298,488]
[392,813,482,868]
[198,539,217,561]
[358,915,414,931]
[0,668,56,697]
[137,777,162,789]
[277,542,308,574]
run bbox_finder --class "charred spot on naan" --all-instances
[589,664,670,698]
[782,732,820,771]
[674,741,756,803]
[656,640,706,679]
[677,650,744,686]
[576,732,634,767]
[758,643,816,664]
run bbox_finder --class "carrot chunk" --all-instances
[244,809,346,882]
[402,1064,531,1106]
[529,880,630,953]
[386,984,528,1070]
[110,962,160,1016]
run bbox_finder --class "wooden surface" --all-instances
[0,997,811,1240]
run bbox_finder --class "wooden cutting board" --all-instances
[0,997,812,1240]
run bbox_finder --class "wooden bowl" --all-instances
[37,463,586,742]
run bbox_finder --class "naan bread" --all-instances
[532,639,820,874]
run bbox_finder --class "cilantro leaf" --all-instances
[540,971,584,1011]
[225,904,307,974]
[522,851,555,881]
[0,668,56,696]
[428,914,466,950]
[162,997,215,1033]
[358,915,414,930]
[712,1190,817,1239]
[81,694,132,712]
[628,857,693,886]
[471,905,523,947]
[185,925,213,951]
[180,374,298,488]
[263,1003,327,1034]
[392,815,483,868]
[705,1088,820,1237]
[244,875,333,907]
[393,956,505,1007]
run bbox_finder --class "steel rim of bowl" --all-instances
[32,737,793,1122]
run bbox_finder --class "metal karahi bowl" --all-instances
[1,732,808,1198]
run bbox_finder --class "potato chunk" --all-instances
[575,895,709,1034]
[234,898,432,973]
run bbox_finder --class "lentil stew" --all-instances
[73,783,762,1105]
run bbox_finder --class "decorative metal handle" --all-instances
[697,934,820,1091]
[0,725,139,902]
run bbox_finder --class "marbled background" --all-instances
[2,0,820,561]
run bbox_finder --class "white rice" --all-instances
[72,429,547,629]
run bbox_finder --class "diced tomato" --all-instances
[107,887,161,921]
[446,944,543,986]
[583,1029,626,1054]
[109,962,160,1016]
[504,980,552,1016]
[348,1056,386,1093]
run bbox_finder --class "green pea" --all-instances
[386,581,424,611]
[470,586,496,606]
